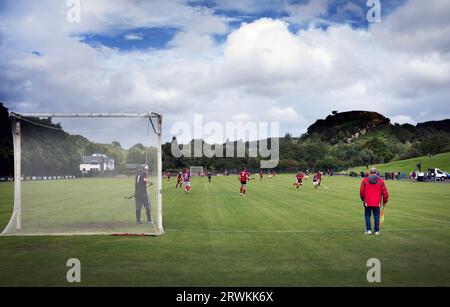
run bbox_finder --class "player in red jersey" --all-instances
[183,169,191,193]
[259,170,264,181]
[238,168,249,196]
[316,171,323,187]
[176,172,183,189]
[293,171,304,190]
[166,171,171,182]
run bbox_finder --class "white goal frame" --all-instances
[189,166,204,176]
[1,112,164,236]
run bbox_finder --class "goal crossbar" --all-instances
[10,112,161,118]
[10,112,162,134]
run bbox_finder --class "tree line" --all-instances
[162,122,450,173]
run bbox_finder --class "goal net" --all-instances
[189,166,203,176]
[1,113,164,236]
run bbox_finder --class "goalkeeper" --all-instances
[135,165,153,225]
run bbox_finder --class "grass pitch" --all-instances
[0,175,449,286]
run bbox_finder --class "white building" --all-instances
[80,153,115,174]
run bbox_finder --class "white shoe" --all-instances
[374,231,380,236]
[365,230,372,235]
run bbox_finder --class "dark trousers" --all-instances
[135,193,152,223]
[365,207,380,232]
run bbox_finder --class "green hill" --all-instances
[349,152,450,174]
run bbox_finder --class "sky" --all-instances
[1,0,450,144]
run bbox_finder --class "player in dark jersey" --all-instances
[316,171,323,187]
[238,168,249,196]
[135,165,152,224]
[207,171,212,183]
[176,172,183,189]
[313,174,320,190]
[259,170,264,181]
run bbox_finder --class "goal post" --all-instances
[189,166,204,176]
[1,112,164,236]
[2,116,22,234]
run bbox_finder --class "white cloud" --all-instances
[341,2,364,18]
[168,12,228,55]
[391,115,417,126]
[75,0,218,34]
[267,107,300,124]
[232,113,251,122]
[124,33,143,41]
[223,19,306,81]
[168,32,214,53]
[286,0,329,24]
[212,0,284,14]
[370,0,450,53]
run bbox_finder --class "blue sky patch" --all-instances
[80,27,180,51]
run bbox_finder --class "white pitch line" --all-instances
[167,227,448,234]
[394,213,450,225]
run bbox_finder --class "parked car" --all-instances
[417,168,447,182]
[429,168,447,181]
[417,171,426,182]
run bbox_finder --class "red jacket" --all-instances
[360,176,389,207]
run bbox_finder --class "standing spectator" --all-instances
[360,167,389,235]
